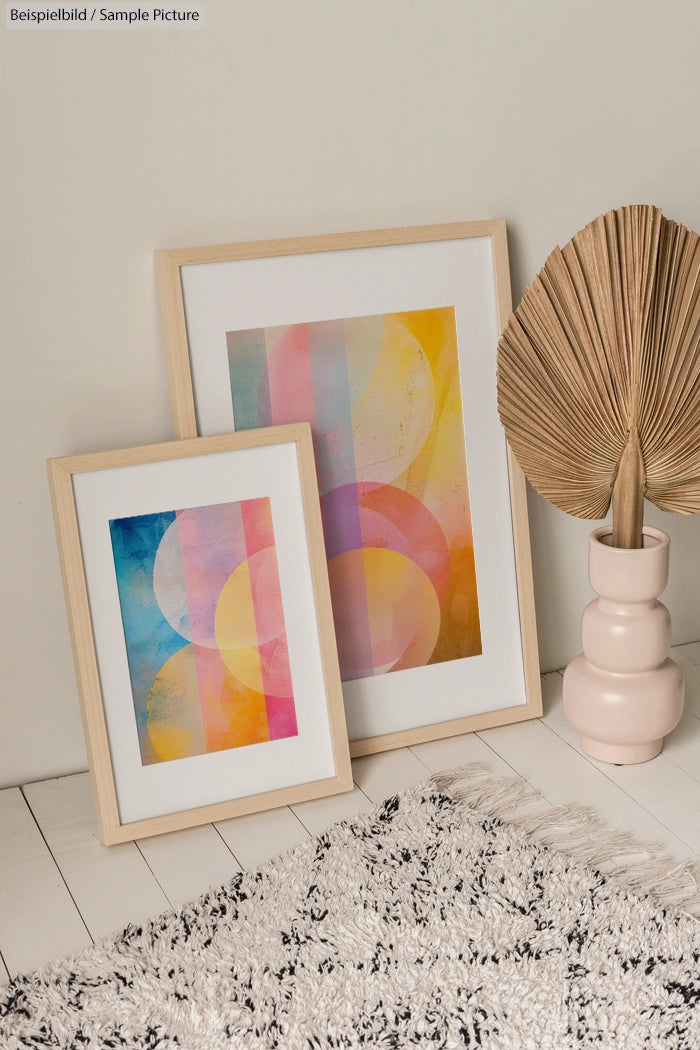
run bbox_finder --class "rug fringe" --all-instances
[433,763,700,920]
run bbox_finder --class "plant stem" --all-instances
[612,427,645,548]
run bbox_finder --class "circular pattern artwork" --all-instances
[110,498,297,766]
[227,307,482,681]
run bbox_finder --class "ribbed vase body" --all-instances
[563,526,684,764]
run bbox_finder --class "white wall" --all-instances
[2,0,699,788]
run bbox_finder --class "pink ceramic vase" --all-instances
[563,525,684,764]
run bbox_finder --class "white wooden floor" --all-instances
[2,644,700,986]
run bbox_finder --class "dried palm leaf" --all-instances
[497,205,700,548]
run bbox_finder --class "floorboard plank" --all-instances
[673,648,700,717]
[215,806,310,870]
[659,708,700,783]
[410,729,523,779]
[677,641,700,666]
[136,824,242,908]
[0,787,91,978]
[23,775,170,941]
[597,754,700,857]
[291,786,373,839]
[351,748,431,804]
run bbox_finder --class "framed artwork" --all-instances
[156,221,542,756]
[48,424,352,844]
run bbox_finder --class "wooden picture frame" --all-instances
[48,424,352,844]
[155,221,542,756]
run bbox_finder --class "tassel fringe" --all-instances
[433,763,700,920]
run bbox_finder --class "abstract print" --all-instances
[227,307,481,682]
[110,498,297,766]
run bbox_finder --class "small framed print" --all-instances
[48,424,352,844]
[156,221,542,755]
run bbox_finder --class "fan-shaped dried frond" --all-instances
[497,205,700,547]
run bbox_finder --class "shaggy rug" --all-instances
[1,764,699,1049]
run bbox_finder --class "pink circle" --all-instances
[321,482,450,603]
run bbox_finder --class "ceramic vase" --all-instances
[563,525,684,764]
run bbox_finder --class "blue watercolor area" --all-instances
[109,510,188,737]
[227,327,270,427]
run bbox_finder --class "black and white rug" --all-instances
[1,764,699,1048]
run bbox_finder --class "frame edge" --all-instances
[295,426,353,792]
[46,456,122,844]
[491,221,543,721]
[154,249,198,439]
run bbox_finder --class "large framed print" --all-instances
[48,424,352,844]
[156,221,542,756]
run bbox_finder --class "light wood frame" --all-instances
[48,424,352,844]
[155,221,542,756]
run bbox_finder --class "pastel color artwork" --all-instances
[109,497,297,767]
[227,307,481,682]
